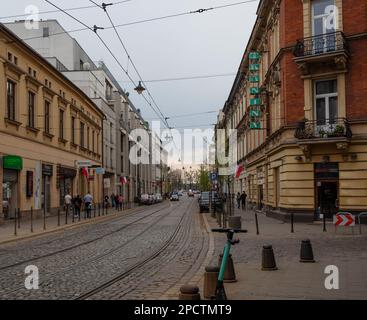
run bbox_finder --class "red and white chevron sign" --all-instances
[333,213,355,227]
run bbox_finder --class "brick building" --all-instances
[216,0,367,221]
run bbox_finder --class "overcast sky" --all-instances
[1,0,259,166]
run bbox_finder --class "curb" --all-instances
[0,207,141,246]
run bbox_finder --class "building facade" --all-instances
[0,23,104,221]
[5,20,169,204]
[217,0,367,221]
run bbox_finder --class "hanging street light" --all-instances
[134,81,146,94]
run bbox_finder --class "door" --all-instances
[315,79,338,135]
[317,181,339,219]
[42,175,51,213]
[312,0,336,54]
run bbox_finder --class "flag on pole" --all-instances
[120,176,128,185]
[235,164,244,179]
[81,167,89,179]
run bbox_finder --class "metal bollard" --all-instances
[323,213,327,232]
[65,207,68,225]
[300,239,315,263]
[291,213,294,233]
[179,285,201,300]
[43,207,46,230]
[17,208,21,229]
[30,207,33,233]
[218,254,237,282]
[98,203,101,217]
[57,209,60,227]
[94,204,96,218]
[255,212,260,235]
[203,266,219,299]
[262,245,278,271]
[14,208,17,236]
[72,206,75,223]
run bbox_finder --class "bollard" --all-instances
[94,204,96,218]
[323,213,326,232]
[300,239,315,263]
[57,209,60,227]
[291,213,294,233]
[43,207,46,230]
[98,203,101,217]
[17,208,21,229]
[14,208,17,236]
[72,206,75,223]
[262,245,278,271]
[65,207,68,225]
[255,212,260,235]
[30,207,33,233]
[203,266,219,299]
[218,253,237,282]
[178,285,201,300]
[228,216,242,229]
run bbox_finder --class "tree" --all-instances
[197,166,210,191]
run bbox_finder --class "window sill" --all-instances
[58,137,68,144]
[43,132,54,139]
[80,146,88,152]
[26,126,40,133]
[70,142,78,148]
[5,118,22,128]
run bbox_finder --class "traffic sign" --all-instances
[333,213,355,226]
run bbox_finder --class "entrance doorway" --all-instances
[2,169,18,219]
[315,163,339,220]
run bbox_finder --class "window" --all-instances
[121,156,124,173]
[87,127,90,150]
[312,0,336,53]
[7,80,16,121]
[44,101,50,133]
[110,147,113,168]
[43,27,49,37]
[110,122,113,143]
[315,79,338,126]
[59,109,64,139]
[105,80,113,100]
[92,130,95,152]
[80,122,85,147]
[33,70,37,78]
[97,133,100,154]
[28,91,35,128]
[14,57,18,65]
[8,52,12,61]
[80,60,84,71]
[71,117,76,144]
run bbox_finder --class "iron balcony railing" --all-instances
[295,118,352,140]
[293,31,348,58]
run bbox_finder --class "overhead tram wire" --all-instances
[43,0,169,130]
[89,0,170,130]
[15,0,260,43]
[0,1,132,20]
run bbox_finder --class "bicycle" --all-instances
[211,228,247,300]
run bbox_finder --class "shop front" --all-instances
[2,155,22,219]
[57,165,77,206]
[315,163,339,220]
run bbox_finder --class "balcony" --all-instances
[295,118,352,154]
[293,32,349,76]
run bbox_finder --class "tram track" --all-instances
[76,199,196,300]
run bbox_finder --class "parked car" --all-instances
[155,193,163,203]
[199,191,221,213]
[140,194,150,205]
[170,193,179,201]
[178,191,183,197]
[188,190,194,197]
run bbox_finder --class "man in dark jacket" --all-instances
[240,191,247,210]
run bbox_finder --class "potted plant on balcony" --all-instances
[327,125,345,138]
[318,128,327,138]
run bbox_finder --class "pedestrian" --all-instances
[104,195,109,208]
[111,193,116,208]
[74,195,82,219]
[64,190,72,216]
[236,192,241,209]
[240,191,247,210]
[118,194,123,210]
[84,191,93,218]
[114,194,119,210]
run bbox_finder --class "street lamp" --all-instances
[134,81,146,95]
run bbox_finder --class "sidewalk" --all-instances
[0,205,138,245]
[202,205,367,300]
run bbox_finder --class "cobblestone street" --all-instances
[0,198,209,300]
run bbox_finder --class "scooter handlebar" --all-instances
[211,228,247,233]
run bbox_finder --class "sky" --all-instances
[1,0,259,166]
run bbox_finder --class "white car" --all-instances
[155,193,163,203]
[170,193,179,201]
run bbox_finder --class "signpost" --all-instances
[334,212,356,234]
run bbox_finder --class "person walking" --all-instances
[73,195,82,219]
[118,194,123,211]
[111,193,116,208]
[84,191,93,218]
[240,191,247,211]
[236,192,241,209]
[64,191,72,216]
